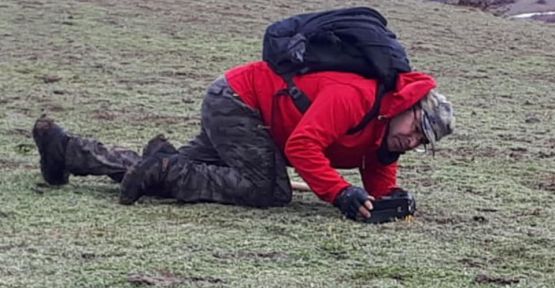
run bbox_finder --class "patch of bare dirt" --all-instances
[398,163,433,172]
[458,257,486,268]
[431,0,555,21]
[505,0,555,14]
[18,0,44,9]
[9,128,32,138]
[80,251,126,260]
[436,146,505,159]
[117,77,163,86]
[418,211,466,225]
[474,273,520,285]
[496,133,534,144]
[38,75,62,84]
[520,174,555,192]
[0,158,33,170]
[418,209,493,225]
[127,271,223,286]
[91,109,117,121]
[538,151,555,158]
[537,175,555,191]
[439,142,553,162]
[463,0,516,11]
[431,0,517,14]
[213,250,288,261]
[34,96,68,113]
[515,208,543,217]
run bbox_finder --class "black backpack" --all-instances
[262,7,412,134]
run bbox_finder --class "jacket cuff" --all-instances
[325,182,351,204]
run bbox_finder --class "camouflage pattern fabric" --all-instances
[166,76,292,207]
[63,76,292,207]
[65,137,141,182]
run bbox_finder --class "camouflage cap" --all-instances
[420,90,455,154]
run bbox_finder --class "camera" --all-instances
[364,189,416,224]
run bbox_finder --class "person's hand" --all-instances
[334,186,374,220]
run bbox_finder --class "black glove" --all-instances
[334,186,371,220]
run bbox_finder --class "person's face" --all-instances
[386,106,428,152]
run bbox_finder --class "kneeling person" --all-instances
[33,61,454,222]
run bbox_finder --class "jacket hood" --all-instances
[378,72,437,118]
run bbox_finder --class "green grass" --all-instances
[1,0,554,287]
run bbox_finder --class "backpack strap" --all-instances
[346,83,385,135]
[278,74,387,134]
[283,74,311,113]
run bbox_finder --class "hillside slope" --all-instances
[0,0,553,287]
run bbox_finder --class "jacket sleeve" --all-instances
[360,152,398,199]
[284,84,370,203]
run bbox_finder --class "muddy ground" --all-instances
[433,0,555,21]
[504,0,555,14]
[0,0,554,287]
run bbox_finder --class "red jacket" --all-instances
[225,61,436,203]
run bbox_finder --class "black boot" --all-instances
[117,135,179,204]
[119,155,176,205]
[32,115,70,185]
[142,134,178,158]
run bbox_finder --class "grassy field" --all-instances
[0,0,554,287]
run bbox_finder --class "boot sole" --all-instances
[32,119,69,185]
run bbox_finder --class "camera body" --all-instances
[364,189,416,224]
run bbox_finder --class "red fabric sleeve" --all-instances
[284,84,370,203]
[360,152,398,199]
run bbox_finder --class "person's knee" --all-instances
[247,186,292,208]
[272,194,292,207]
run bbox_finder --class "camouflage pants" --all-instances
[65,76,292,207]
